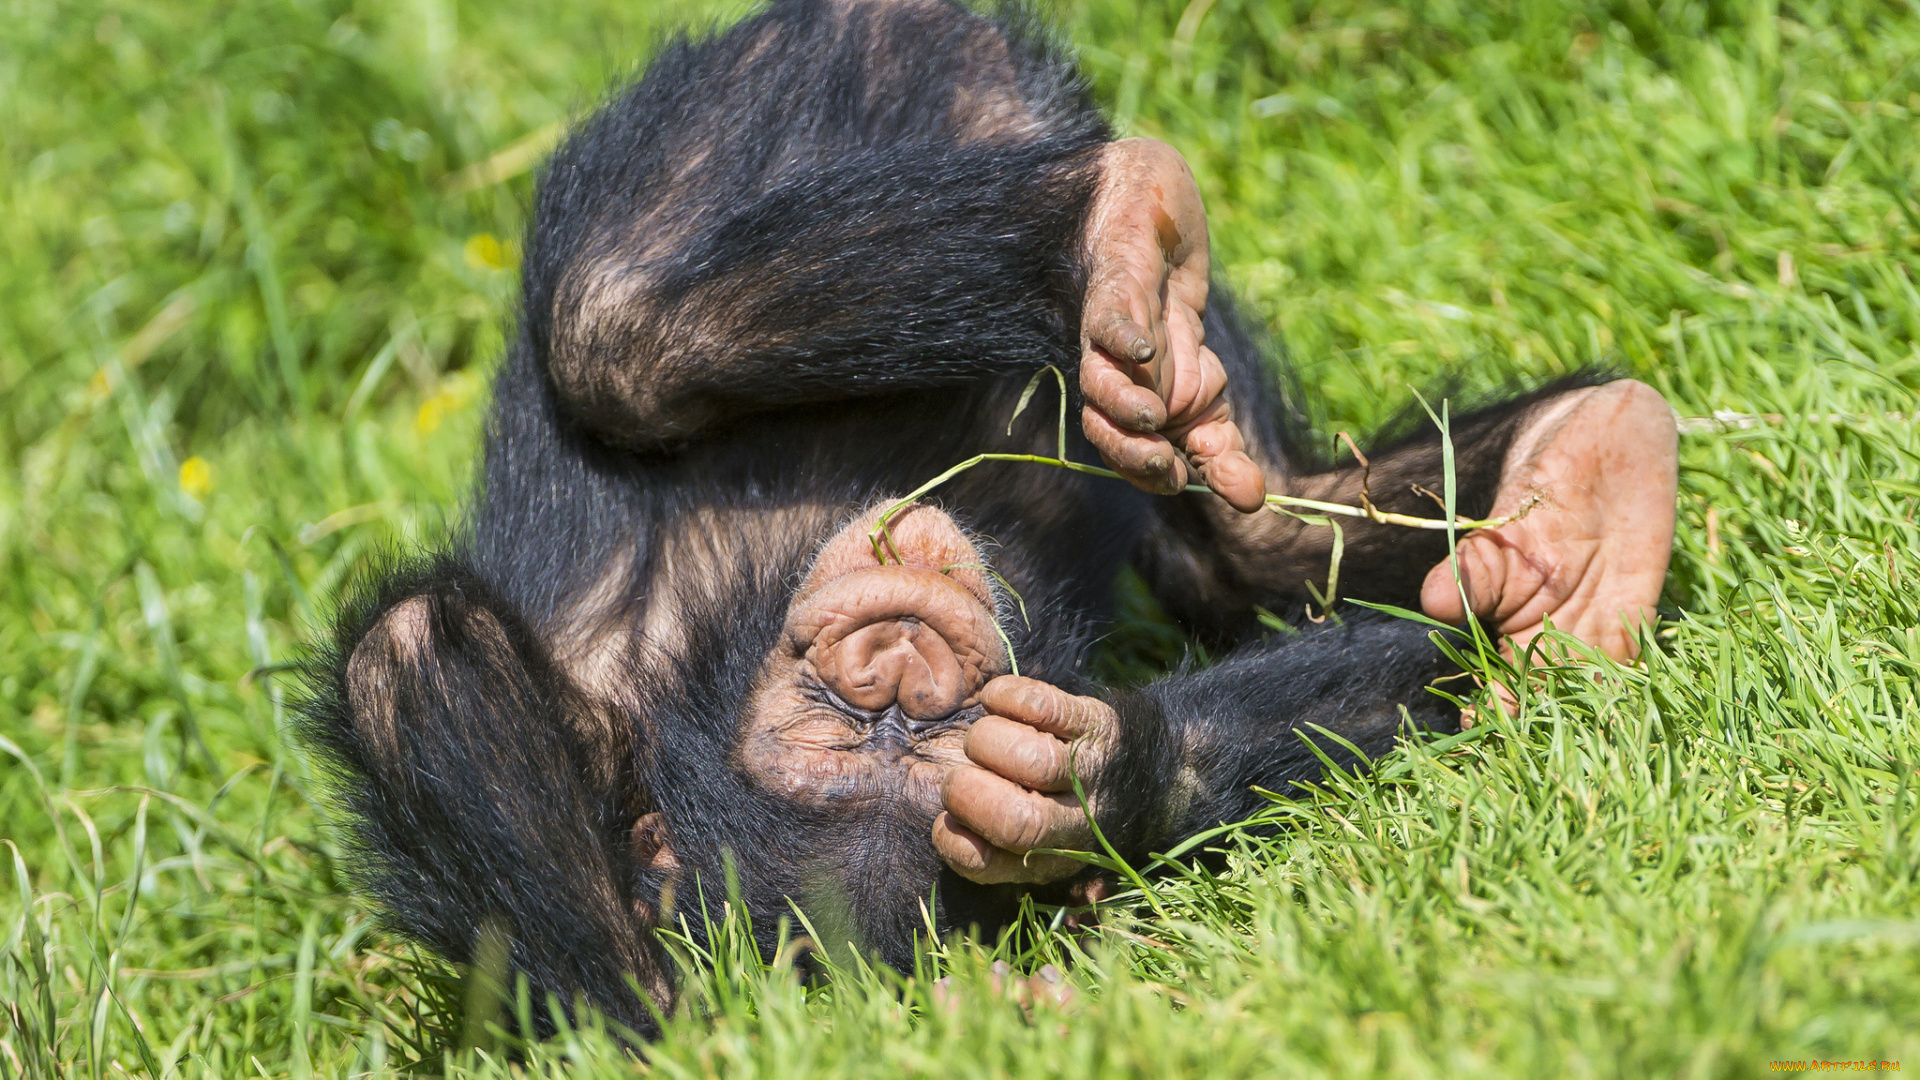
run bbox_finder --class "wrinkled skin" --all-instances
[739,504,1005,813]
[1078,138,1266,513]
[1420,380,1678,664]
[739,499,1122,885]
[932,675,1115,884]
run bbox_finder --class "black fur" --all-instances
[297,0,1576,1040]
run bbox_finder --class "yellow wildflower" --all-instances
[179,456,212,499]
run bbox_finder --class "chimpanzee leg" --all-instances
[1137,299,1677,661]
[529,0,1110,447]
[303,572,669,1035]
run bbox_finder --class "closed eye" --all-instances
[802,679,979,743]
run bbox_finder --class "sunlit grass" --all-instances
[4,0,1918,1075]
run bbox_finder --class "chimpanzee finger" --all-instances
[931,812,1082,884]
[1194,448,1266,513]
[965,715,1073,792]
[942,764,1093,854]
[1419,535,1503,625]
[1085,303,1157,365]
[1081,406,1188,494]
[978,675,1115,740]
[1080,349,1166,433]
[1174,415,1267,513]
[1155,302,1217,425]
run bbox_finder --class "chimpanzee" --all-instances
[300,0,1678,1039]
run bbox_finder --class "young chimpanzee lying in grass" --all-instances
[302,0,1678,1039]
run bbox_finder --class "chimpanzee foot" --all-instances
[932,675,1116,884]
[1420,379,1678,663]
[738,504,1007,812]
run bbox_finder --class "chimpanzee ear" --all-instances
[621,811,682,1028]
[628,812,678,871]
[627,811,682,936]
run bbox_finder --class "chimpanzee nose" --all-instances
[814,618,966,718]
[789,565,1005,720]
[781,501,1007,722]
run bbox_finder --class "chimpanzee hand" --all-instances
[1079,138,1267,514]
[931,676,1116,884]
[1421,380,1678,664]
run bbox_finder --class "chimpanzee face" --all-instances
[736,503,1009,815]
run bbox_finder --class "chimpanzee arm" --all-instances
[1108,619,1463,852]
[523,1,1109,447]
[535,141,1105,445]
[528,0,1270,509]
[302,575,671,1037]
[933,618,1463,883]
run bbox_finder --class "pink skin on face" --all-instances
[737,505,1005,812]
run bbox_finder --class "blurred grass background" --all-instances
[4,0,1920,1075]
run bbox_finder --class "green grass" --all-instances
[4,0,1920,1075]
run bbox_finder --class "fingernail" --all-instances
[1144,454,1168,472]
[1130,338,1153,361]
